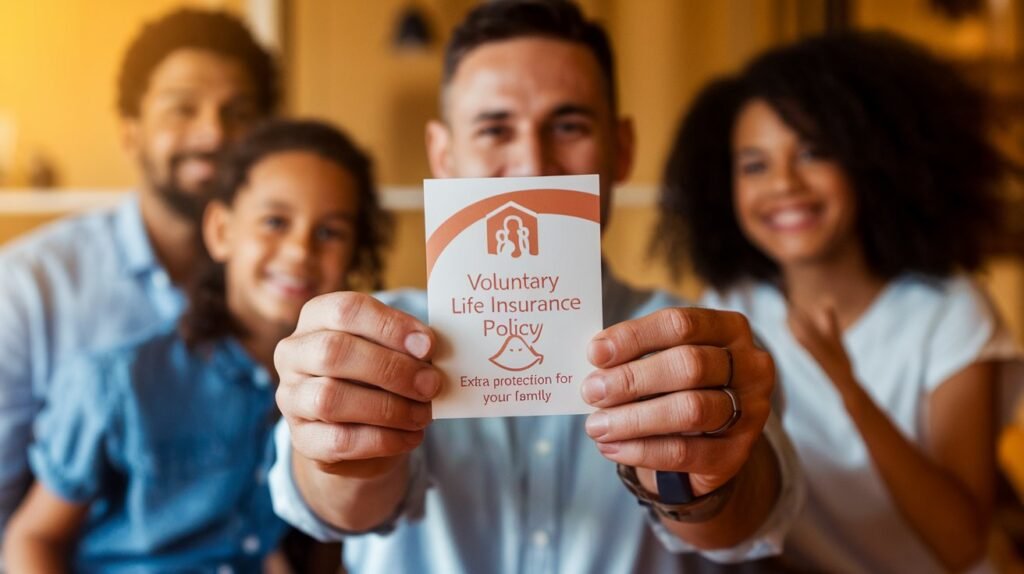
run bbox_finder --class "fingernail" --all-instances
[412,406,433,427]
[585,412,609,439]
[581,374,607,404]
[414,369,440,399]
[596,441,620,454]
[405,332,431,359]
[589,338,614,365]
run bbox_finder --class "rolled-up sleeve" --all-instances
[0,262,43,532]
[268,419,429,542]
[648,412,804,562]
[28,353,119,504]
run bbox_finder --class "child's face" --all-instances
[731,98,859,269]
[204,151,360,335]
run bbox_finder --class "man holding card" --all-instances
[269,1,801,571]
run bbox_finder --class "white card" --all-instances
[424,175,604,419]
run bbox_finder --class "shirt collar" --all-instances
[113,195,163,276]
[212,338,273,389]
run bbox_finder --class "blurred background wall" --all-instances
[1,0,1022,340]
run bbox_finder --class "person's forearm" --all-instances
[3,530,71,573]
[841,383,988,570]
[640,434,780,549]
[292,449,411,532]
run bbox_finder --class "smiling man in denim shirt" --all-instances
[0,8,277,549]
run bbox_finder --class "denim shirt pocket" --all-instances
[133,433,256,524]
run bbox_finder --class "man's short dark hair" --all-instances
[117,8,278,118]
[443,0,616,110]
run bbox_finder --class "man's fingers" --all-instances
[276,330,441,401]
[593,435,750,480]
[281,377,432,430]
[589,307,751,368]
[581,345,738,407]
[290,292,435,359]
[584,389,738,442]
[289,420,424,464]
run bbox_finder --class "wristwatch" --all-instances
[616,465,735,522]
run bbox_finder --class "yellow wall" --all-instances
[0,0,242,188]
[286,0,807,292]
[0,0,1021,339]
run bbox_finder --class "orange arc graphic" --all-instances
[425,189,600,279]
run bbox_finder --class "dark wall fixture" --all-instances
[393,4,434,51]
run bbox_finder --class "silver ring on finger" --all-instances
[702,386,741,437]
[722,346,734,388]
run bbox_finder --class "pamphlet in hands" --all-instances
[424,174,604,418]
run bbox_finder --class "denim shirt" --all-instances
[29,326,288,573]
[269,275,804,574]
[0,197,185,535]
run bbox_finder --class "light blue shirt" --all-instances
[269,275,802,573]
[0,197,185,535]
[30,326,288,572]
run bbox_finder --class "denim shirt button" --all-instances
[252,367,271,388]
[243,534,261,555]
[217,565,234,574]
[532,530,550,548]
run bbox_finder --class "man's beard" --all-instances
[142,151,220,222]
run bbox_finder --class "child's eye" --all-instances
[262,215,287,230]
[737,160,766,175]
[315,226,351,242]
[167,103,197,120]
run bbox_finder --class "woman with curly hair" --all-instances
[655,32,1019,573]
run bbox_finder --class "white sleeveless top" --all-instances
[703,274,1019,574]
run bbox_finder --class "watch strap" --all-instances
[655,470,695,504]
[616,464,735,523]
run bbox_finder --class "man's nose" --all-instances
[505,133,549,177]
[190,106,227,150]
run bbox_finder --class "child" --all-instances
[655,32,1019,573]
[2,119,389,572]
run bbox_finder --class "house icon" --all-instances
[485,201,539,258]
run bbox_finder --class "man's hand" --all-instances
[274,292,441,478]
[582,307,775,496]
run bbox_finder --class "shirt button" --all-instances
[217,566,233,574]
[253,368,271,388]
[534,439,552,456]
[242,535,261,554]
[254,469,266,484]
[153,272,170,288]
[532,530,550,547]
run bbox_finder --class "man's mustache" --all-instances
[169,151,221,172]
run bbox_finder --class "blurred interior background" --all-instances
[0,0,1022,342]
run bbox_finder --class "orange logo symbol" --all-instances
[486,202,538,258]
[489,335,544,371]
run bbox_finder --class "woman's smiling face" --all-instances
[731,98,860,270]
